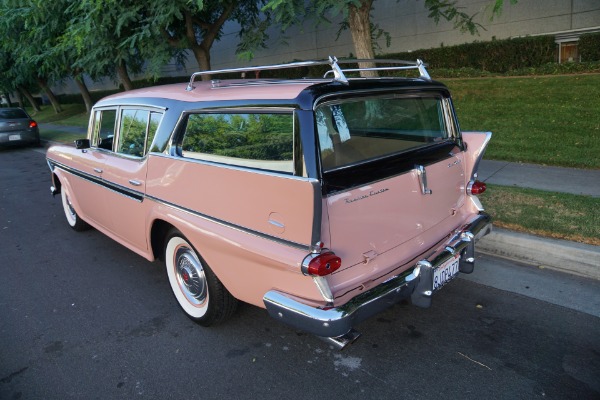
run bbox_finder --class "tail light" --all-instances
[301,251,341,277]
[467,180,487,195]
[29,120,38,128]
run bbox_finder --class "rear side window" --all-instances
[181,112,294,174]
[316,96,450,171]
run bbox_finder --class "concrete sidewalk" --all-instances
[477,160,599,280]
[479,160,600,198]
[39,124,600,280]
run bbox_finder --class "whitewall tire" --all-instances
[61,187,90,232]
[164,230,237,326]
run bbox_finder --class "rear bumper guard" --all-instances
[263,213,492,341]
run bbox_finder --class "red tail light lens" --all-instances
[303,251,342,276]
[29,120,38,128]
[468,180,487,195]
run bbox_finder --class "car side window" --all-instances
[91,109,117,150]
[117,109,150,157]
[181,112,294,174]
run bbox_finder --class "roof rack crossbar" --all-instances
[185,56,430,91]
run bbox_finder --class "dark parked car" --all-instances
[0,108,40,147]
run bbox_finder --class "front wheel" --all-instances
[61,187,90,231]
[164,230,237,326]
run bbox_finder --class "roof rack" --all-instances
[185,56,430,91]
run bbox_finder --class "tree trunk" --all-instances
[16,90,24,108]
[191,46,212,81]
[74,73,93,113]
[18,85,41,112]
[37,77,63,113]
[2,92,13,107]
[116,61,134,91]
[184,4,234,82]
[347,0,378,78]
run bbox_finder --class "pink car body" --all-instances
[47,59,491,348]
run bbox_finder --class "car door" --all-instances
[100,108,162,252]
[65,108,116,226]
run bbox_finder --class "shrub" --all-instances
[579,33,600,62]
[379,36,557,73]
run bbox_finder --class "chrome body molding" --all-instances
[146,195,311,251]
[47,159,144,202]
[49,158,311,251]
[263,213,492,339]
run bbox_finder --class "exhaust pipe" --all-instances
[319,329,361,350]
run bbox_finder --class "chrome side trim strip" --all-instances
[48,159,313,250]
[48,159,144,202]
[145,195,310,251]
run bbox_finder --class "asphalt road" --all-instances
[1,146,599,400]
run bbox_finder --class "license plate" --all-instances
[433,255,460,291]
[9,134,21,141]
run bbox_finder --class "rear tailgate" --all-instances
[315,93,468,297]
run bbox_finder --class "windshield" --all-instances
[316,96,451,171]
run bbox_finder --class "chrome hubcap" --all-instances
[174,246,207,306]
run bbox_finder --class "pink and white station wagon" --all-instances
[47,57,492,349]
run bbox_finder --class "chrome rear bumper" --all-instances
[263,213,492,342]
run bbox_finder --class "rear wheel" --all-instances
[61,187,90,231]
[164,230,237,326]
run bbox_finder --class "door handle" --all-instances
[415,165,433,195]
[94,168,103,173]
[128,179,142,187]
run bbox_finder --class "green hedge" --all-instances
[379,36,557,73]
[579,33,600,62]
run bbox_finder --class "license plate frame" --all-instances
[8,134,21,141]
[433,255,460,292]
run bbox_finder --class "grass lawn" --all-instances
[27,103,87,125]
[39,129,81,143]
[448,74,600,169]
[483,184,600,246]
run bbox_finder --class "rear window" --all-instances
[316,96,450,171]
[0,109,29,120]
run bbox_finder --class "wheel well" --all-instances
[53,173,62,194]
[150,220,175,261]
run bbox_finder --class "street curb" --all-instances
[477,228,600,280]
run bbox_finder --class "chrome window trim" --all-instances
[90,105,165,157]
[149,153,318,183]
[170,108,303,177]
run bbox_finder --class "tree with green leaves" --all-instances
[64,0,179,91]
[127,0,270,80]
[264,0,517,76]
[0,0,66,113]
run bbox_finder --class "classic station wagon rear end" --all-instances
[47,58,491,348]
